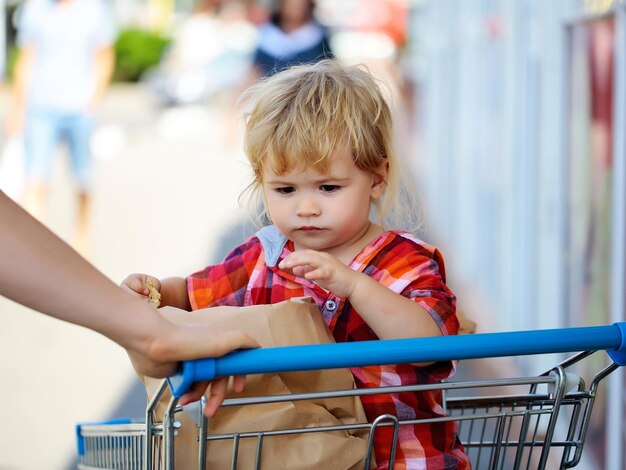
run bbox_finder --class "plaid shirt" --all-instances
[188,226,470,469]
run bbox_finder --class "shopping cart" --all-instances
[76,322,626,469]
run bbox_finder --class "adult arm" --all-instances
[0,191,257,409]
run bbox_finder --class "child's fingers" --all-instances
[279,250,321,269]
[291,264,315,277]
[145,275,161,289]
[121,274,149,295]
[303,267,326,280]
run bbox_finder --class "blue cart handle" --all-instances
[167,321,626,397]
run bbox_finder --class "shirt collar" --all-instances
[256,225,289,267]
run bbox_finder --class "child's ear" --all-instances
[370,162,389,200]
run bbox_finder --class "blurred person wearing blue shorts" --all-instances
[6,0,116,256]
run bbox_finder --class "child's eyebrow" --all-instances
[264,178,295,185]
[316,177,350,184]
[265,175,351,185]
[266,177,351,186]
[309,172,352,184]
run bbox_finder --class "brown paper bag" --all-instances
[143,298,372,469]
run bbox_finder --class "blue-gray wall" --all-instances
[408,1,625,467]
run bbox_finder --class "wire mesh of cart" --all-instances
[76,322,626,470]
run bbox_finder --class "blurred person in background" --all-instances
[220,0,332,147]
[317,0,415,178]
[250,0,333,78]
[147,0,257,106]
[5,0,116,257]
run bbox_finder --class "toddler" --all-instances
[122,60,470,469]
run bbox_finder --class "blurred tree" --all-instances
[113,28,171,82]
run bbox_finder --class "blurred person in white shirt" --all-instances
[6,0,116,257]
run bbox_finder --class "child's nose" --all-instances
[296,198,321,217]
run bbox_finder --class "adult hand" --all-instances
[127,317,258,416]
[0,190,259,417]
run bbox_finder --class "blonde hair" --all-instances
[240,59,422,231]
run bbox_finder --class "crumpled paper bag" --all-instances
[143,297,373,469]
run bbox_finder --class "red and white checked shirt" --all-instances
[188,226,470,469]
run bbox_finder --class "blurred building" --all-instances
[407,0,625,468]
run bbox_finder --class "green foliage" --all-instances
[2,28,170,83]
[113,28,171,82]
[4,46,20,82]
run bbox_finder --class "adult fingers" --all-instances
[200,329,260,358]
[204,377,229,417]
[232,375,246,393]
[178,380,210,406]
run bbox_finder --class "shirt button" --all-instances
[325,300,337,311]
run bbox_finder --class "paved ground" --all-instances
[0,83,253,469]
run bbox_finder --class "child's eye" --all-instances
[320,185,340,192]
[275,187,295,194]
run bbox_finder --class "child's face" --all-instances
[262,145,387,257]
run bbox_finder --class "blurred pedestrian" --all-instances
[221,0,333,147]
[148,0,257,106]
[5,0,116,257]
[251,0,333,78]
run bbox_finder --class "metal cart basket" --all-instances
[77,322,626,469]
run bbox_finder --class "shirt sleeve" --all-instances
[402,247,459,337]
[16,0,41,46]
[373,236,459,380]
[402,247,459,380]
[92,0,116,47]
[187,236,263,310]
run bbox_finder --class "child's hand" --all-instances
[121,273,161,305]
[279,250,358,299]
